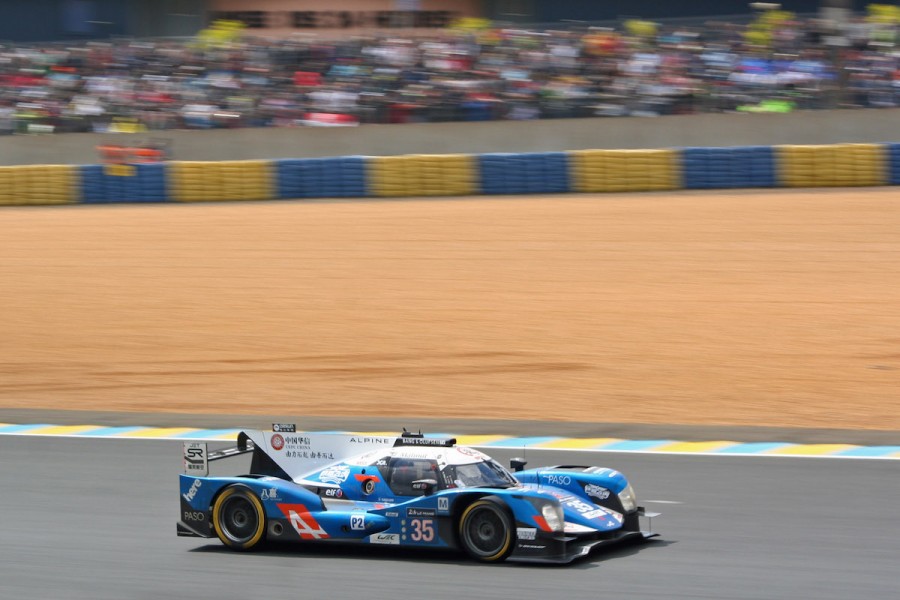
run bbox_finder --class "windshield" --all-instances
[446,459,517,489]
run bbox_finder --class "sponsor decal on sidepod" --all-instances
[318,465,351,484]
[182,479,202,502]
[584,483,610,500]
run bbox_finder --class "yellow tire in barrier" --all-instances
[777,144,887,187]
[370,156,416,197]
[170,160,274,202]
[369,154,476,198]
[0,165,77,206]
[570,149,679,193]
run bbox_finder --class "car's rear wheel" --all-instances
[212,486,266,550]
[458,498,514,562]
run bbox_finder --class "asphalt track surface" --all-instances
[2,435,898,600]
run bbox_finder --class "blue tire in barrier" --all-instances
[478,152,570,195]
[889,143,900,185]
[278,156,368,199]
[79,163,168,203]
[683,146,775,189]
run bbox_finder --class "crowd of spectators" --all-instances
[0,14,897,134]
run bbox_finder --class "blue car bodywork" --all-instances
[178,429,658,563]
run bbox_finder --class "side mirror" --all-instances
[411,478,438,496]
[510,458,527,472]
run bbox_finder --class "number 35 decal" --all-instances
[409,518,435,542]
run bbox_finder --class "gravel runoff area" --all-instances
[1,188,898,436]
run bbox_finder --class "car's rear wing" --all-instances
[182,426,402,480]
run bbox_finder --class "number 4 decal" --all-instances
[409,518,435,542]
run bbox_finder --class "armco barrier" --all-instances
[0,142,897,206]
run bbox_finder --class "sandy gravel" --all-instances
[1,188,898,430]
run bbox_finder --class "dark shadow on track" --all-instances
[186,537,672,569]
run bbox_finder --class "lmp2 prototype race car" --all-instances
[178,426,659,564]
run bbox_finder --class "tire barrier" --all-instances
[478,152,569,195]
[0,165,78,206]
[80,163,167,204]
[1,142,897,207]
[888,143,900,186]
[168,160,273,203]
[683,146,776,189]
[776,144,887,188]
[276,156,367,199]
[569,149,680,193]
[368,154,477,197]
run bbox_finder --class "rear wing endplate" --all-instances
[182,432,255,476]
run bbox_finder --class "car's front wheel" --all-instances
[212,486,266,551]
[458,497,515,562]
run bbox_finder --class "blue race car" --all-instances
[178,426,659,563]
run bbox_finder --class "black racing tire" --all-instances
[458,497,515,563]
[212,486,267,551]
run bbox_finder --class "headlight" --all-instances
[541,502,565,532]
[619,483,637,512]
